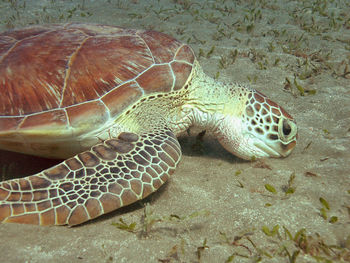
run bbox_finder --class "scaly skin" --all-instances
[0,130,181,225]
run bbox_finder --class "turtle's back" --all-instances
[0,23,195,158]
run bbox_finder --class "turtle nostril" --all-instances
[282,119,292,136]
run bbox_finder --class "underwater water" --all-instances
[0,0,349,262]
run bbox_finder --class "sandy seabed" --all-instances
[0,0,349,262]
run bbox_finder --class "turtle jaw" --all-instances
[252,117,298,158]
[215,116,282,160]
[253,139,282,158]
[217,130,281,160]
[253,136,297,158]
[217,117,297,160]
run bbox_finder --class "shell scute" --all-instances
[0,117,23,133]
[20,109,67,130]
[136,64,174,94]
[66,100,109,130]
[171,61,192,90]
[2,26,49,42]
[175,44,195,64]
[61,35,153,107]
[1,28,88,116]
[138,30,182,63]
[101,81,143,116]
[65,23,128,36]
[0,36,17,55]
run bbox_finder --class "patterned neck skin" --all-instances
[174,63,298,160]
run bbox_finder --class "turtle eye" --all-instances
[282,119,292,136]
[278,118,297,143]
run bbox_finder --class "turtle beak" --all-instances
[253,140,281,158]
[254,138,297,158]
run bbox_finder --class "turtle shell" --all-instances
[0,23,195,158]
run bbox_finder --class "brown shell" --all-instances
[0,23,195,152]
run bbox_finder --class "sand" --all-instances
[0,0,349,262]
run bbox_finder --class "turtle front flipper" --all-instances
[0,129,181,226]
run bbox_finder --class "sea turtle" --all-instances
[0,23,297,226]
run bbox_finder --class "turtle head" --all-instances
[216,89,297,160]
